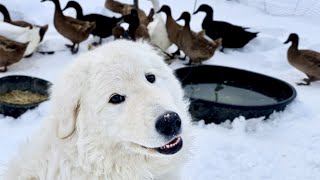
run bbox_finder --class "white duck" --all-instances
[0,21,41,57]
[147,0,172,51]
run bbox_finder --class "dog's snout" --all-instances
[155,111,181,137]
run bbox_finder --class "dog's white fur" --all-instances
[3,40,192,180]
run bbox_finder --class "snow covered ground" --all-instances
[1,0,320,179]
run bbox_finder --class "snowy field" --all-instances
[1,0,320,179]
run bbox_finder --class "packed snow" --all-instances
[1,0,320,179]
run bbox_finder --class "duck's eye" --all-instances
[145,74,156,83]
[109,94,126,104]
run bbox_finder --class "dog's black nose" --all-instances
[155,111,181,137]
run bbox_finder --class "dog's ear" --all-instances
[51,60,90,139]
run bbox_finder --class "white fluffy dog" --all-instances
[3,40,193,180]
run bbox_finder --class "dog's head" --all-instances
[50,40,192,156]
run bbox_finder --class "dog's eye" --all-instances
[146,74,155,83]
[109,94,126,104]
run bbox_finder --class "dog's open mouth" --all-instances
[143,136,183,155]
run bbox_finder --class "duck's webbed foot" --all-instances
[66,43,79,54]
[297,76,318,86]
[297,78,312,86]
[71,44,79,54]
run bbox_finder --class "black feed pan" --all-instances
[0,75,52,118]
[175,65,297,124]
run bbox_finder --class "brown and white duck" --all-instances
[157,5,183,59]
[176,11,221,65]
[157,5,182,46]
[147,0,171,52]
[0,22,43,58]
[0,4,32,28]
[41,0,96,54]
[0,4,49,44]
[0,35,28,72]
[284,33,320,85]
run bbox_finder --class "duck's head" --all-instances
[284,33,299,44]
[62,1,79,11]
[157,5,171,15]
[194,4,213,15]
[130,9,138,17]
[176,11,191,23]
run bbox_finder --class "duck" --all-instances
[176,11,221,65]
[62,1,123,45]
[105,0,150,26]
[0,4,49,44]
[0,22,42,57]
[0,4,32,28]
[284,33,320,85]
[193,4,258,52]
[41,0,96,54]
[157,5,181,46]
[0,35,28,72]
[157,5,183,59]
[146,0,172,52]
[122,9,152,40]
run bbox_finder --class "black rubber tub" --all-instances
[0,75,52,118]
[175,65,297,124]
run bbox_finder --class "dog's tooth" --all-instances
[160,137,181,150]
